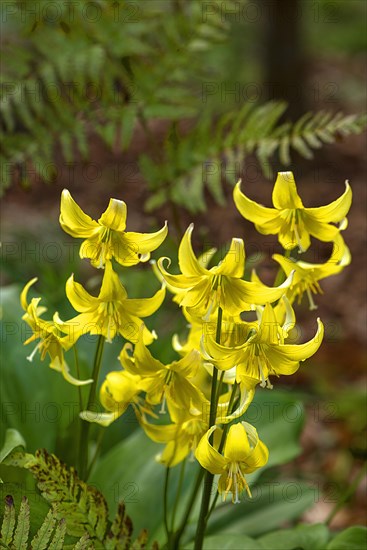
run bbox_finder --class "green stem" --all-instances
[194,307,223,550]
[325,462,367,525]
[86,426,105,479]
[164,467,171,542]
[172,468,205,548]
[78,334,105,480]
[171,458,187,532]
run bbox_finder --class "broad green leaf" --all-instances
[327,526,367,550]
[258,523,330,550]
[184,534,262,549]
[203,481,315,538]
[0,429,26,464]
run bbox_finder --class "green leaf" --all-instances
[30,506,58,550]
[257,523,330,550]
[0,429,26,465]
[0,495,16,545]
[204,481,315,538]
[184,534,262,549]
[13,496,30,548]
[327,526,367,549]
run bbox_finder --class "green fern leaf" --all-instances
[30,507,57,550]
[13,496,30,549]
[0,495,16,546]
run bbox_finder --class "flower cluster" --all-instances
[21,171,352,505]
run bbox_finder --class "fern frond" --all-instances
[3,449,153,549]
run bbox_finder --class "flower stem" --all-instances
[171,458,187,532]
[78,334,105,480]
[164,467,171,542]
[194,306,223,550]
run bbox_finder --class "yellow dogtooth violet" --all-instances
[79,369,149,427]
[195,422,269,502]
[59,261,165,345]
[60,189,168,268]
[202,301,324,389]
[234,172,352,252]
[272,233,351,310]
[119,329,205,414]
[157,224,293,318]
[20,278,92,386]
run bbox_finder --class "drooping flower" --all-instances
[234,172,352,252]
[20,278,92,386]
[119,332,205,413]
[60,189,168,268]
[203,301,324,388]
[80,370,147,427]
[60,261,165,344]
[140,382,255,467]
[157,224,293,318]
[273,234,351,310]
[195,422,269,502]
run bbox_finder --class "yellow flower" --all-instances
[60,261,165,344]
[203,301,324,388]
[20,278,92,386]
[195,422,269,502]
[140,384,255,467]
[273,234,351,310]
[60,189,168,268]
[234,172,352,252]
[120,333,205,413]
[141,404,208,467]
[80,370,145,427]
[157,224,293,318]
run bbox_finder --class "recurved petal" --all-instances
[259,303,279,345]
[122,221,168,259]
[242,438,269,472]
[59,189,99,238]
[171,349,201,377]
[98,198,127,231]
[215,238,245,278]
[122,285,166,317]
[132,331,165,374]
[303,214,340,242]
[20,277,38,310]
[157,257,200,290]
[195,426,228,474]
[272,171,303,210]
[222,271,293,311]
[66,274,97,312]
[234,180,280,227]
[271,317,324,362]
[179,224,208,277]
[305,181,352,223]
[141,419,179,443]
[80,409,124,427]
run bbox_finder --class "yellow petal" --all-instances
[141,419,179,443]
[259,303,279,345]
[215,239,245,278]
[59,189,99,238]
[98,198,127,231]
[20,277,38,310]
[269,317,324,362]
[178,224,208,277]
[302,214,340,242]
[65,274,97,312]
[233,180,280,228]
[157,257,201,290]
[119,222,168,265]
[122,285,166,317]
[305,181,352,223]
[170,349,201,377]
[80,409,124,427]
[99,261,127,302]
[195,426,228,474]
[272,171,303,209]
[223,422,251,462]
